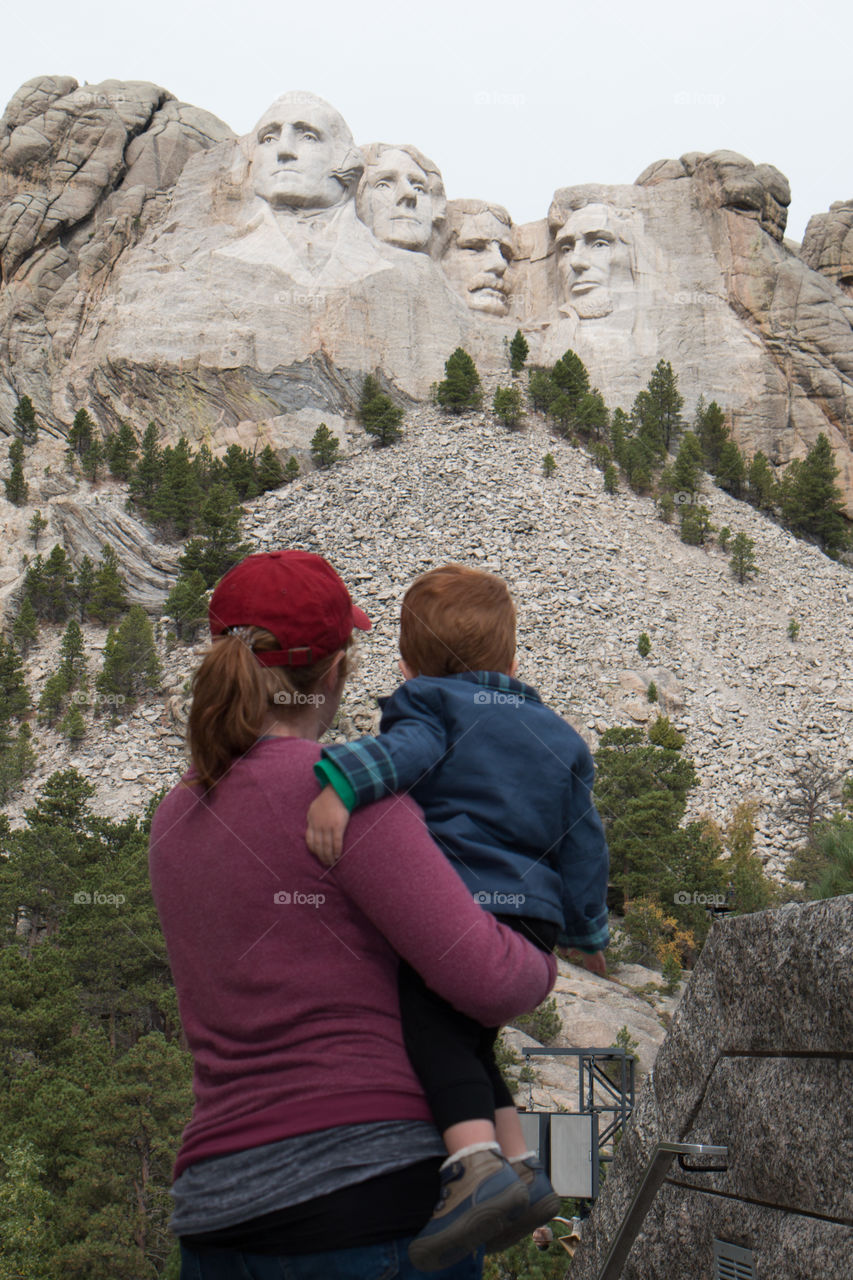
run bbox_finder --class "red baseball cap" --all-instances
[209,550,371,666]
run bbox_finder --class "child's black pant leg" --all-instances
[398,960,498,1133]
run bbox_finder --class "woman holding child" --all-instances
[148,549,569,1280]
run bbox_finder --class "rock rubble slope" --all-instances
[7,395,853,885]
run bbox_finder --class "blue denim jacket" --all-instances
[319,671,609,952]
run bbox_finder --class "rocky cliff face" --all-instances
[1,81,853,513]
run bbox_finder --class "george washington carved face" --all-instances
[251,95,361,212]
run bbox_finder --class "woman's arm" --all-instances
[329,792,557,1026]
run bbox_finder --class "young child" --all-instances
[306,564,609,1270]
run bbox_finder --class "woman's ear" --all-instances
[509,657,518,678]
[398,659,417,680]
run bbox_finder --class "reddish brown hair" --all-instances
[187,627,351,790]
[399,564,516,677]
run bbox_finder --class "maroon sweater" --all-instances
[149,737,557,1180]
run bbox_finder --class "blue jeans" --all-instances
[179,1238,484,1279]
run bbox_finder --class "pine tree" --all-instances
[256,444,284,491]
[645,359,684,452]
[39,545,76,622]
[0,722,36,802]
[28,509,48,548]
[542,453,556,478]
[284,456,300,483]
[5,438,28,505]
[435,350,482,415]
[603,462,619,494]
[12,597,39,657]
[222,444,259,500]
[694,398,728,471]
[575,389,609,438]
[637,633,651,658]
[359,374,405,443]
[714,438,746,497]
[60,703,87,742]
[0,632,31,735]
[672,430,704,499]
[150,437,203,537]
[67,408,95,460]
[89,544,129,625]
[493,385,523,427]
[679,503,714,546]
[779,433,848,555]
[509,329,529,374]
[609,406,630,467]
[59,619,87,689]
[551,349,590,409]
[178,484,249,587]
[38,670,69,727]
[527,367,558,415]
[75,555,96,621]
[96,605,161,709]
[310,423,342,468]
[164,570,209,642]
[128,422,163,514]
[746,450,777,511]
[621,435,655,492]
[594,724,725,933]
[730,531,759,583]
[81,435,106,483]
[13,395,38,445]
[105,422,139,481]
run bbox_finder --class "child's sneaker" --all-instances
[483,1153,562,1254]
[408,1143,528,1272]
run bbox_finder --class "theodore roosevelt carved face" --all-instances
[250,94,362,212]
[357,144,446,253]
[441,201,514,315]
[550,203,634,318]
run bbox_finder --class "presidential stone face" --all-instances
[357,144,445,253]
[551,203,634,319]
[441,201,513,315]
[251,94,361,212]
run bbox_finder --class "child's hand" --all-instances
[306,785,351,866]
[580,950,607,977]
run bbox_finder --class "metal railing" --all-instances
[595,1141,728,1280]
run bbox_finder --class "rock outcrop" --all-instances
[2,82,853,512]
[567,895,853,1279]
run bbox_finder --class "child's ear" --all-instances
[398,659,417,680]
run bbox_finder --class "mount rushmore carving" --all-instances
[1,76,852,512]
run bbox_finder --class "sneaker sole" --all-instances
[408,1182,528,1272]
[484,1188,564,1255]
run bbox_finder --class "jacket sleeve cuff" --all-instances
[313,759,358,812]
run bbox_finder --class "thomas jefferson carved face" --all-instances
[251,97,357,212]
[554,204,633,318]
[358,148,436,251]
[442,209,514,315]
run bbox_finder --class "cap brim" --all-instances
[352,605,372,632]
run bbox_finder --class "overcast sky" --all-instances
[3,0,851,242]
